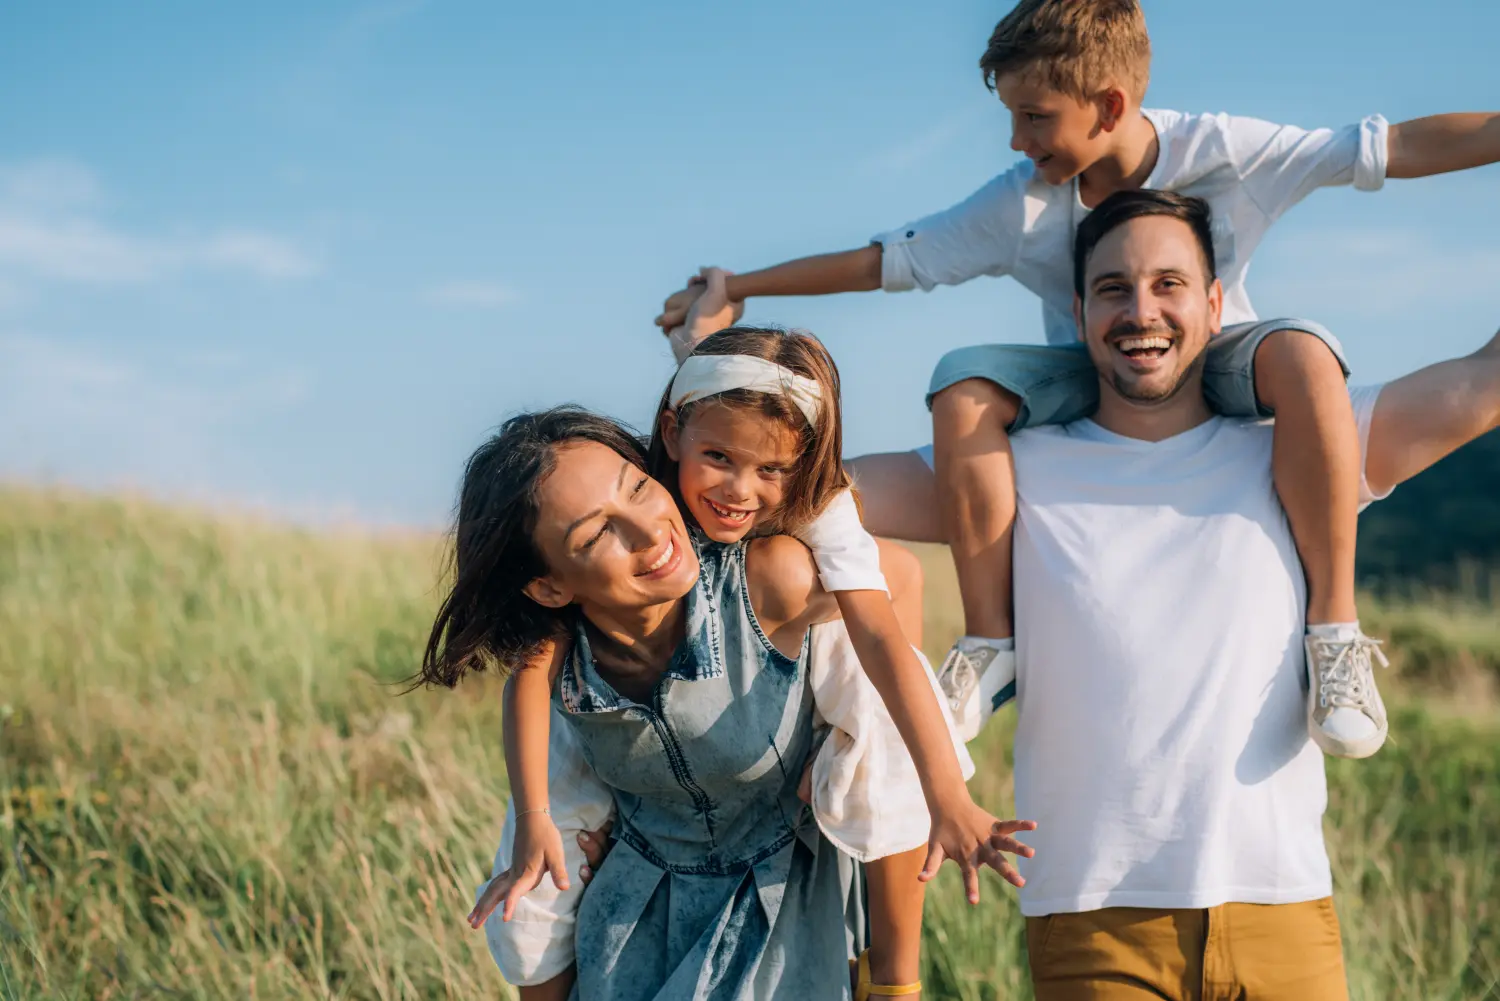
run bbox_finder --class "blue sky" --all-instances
[2,0,1497,526]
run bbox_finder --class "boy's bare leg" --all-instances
[863,847,927,997]
[1254,330,1362,625]
[1255,329,1391,758]
[849,453,944,544]
[930,379,1022,641]
[1364,329,1500,496]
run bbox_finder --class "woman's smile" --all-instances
[636,532,684,579]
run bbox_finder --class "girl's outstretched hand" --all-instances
[919,794,1036,905]
[467,818,615,929]
[467,811,570,928]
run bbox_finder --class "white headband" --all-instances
[669,354,823,428]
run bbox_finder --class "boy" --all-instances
[654,0,1500,759]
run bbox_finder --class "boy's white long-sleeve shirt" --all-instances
[874,109,1389,345]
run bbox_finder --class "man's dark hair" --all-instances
[1073,189,1217,299]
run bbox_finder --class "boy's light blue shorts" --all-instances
[926,318,1349,429]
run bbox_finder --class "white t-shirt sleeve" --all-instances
[1222,112,1388,222]
[1351,383,1395,510]
[871,165,1031,292]
[793,489,889,593]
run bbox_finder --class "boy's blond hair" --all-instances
[980,0,1151,103]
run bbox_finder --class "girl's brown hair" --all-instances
[645,325,852,536]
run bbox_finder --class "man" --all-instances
[1007,189,1380,1000]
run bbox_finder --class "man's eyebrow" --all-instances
[1090,267,1191,286]
[562,460,631,545]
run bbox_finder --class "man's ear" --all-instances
[1206,278,1225,337]
[660,409,683,462]
[524,574,573,609]
[1073,294,1086,340]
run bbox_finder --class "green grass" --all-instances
[1,489,1498,999]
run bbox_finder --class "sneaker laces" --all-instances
[936,645,982,714]
[1312,633,1390,710]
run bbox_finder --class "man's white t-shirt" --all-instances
[1009,411,1341,917]
[874,109,1388,344]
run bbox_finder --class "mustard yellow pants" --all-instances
[1026,898,1348,1001]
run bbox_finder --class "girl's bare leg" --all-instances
[862,848,927,997]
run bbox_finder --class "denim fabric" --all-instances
[556,536,851,1001]
[926,318,1350,431]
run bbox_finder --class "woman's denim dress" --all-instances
[554,537,850,1001]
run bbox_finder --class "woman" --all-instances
[419,407,1027,1000]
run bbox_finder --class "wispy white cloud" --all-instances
[0,158,103,209]
[427,279,517,308]
[0,158,322,285]
[200,231,320,279]
[0,331,312,492]
[862,101,997,177]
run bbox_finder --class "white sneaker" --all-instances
[935,638,1017,743]
[1304,628,1391,759]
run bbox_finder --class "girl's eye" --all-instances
[703,450,729,464]
[760,465,787,476]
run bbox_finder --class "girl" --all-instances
[459,282,1035,999]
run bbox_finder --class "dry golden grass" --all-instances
[1,489,1497,999]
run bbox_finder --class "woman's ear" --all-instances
[523,574,573,609]
[660,409,683,462]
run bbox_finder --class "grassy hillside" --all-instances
[1,488,1498,1000]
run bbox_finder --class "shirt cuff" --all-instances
[870,228,921,292]
[1354,114,1389,192]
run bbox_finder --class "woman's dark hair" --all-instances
[415,406,647,689]
[1072,189,1217,298]
[645,325,853,537]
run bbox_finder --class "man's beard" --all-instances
[1106,319,1204,403]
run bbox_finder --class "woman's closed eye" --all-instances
[580,523,608,551]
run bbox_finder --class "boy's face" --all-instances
[996,71,1118,186]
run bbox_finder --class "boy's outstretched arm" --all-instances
[1388,113,1500,179]
[655,245,882,330]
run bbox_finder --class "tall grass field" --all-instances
[2,488,1498,999]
